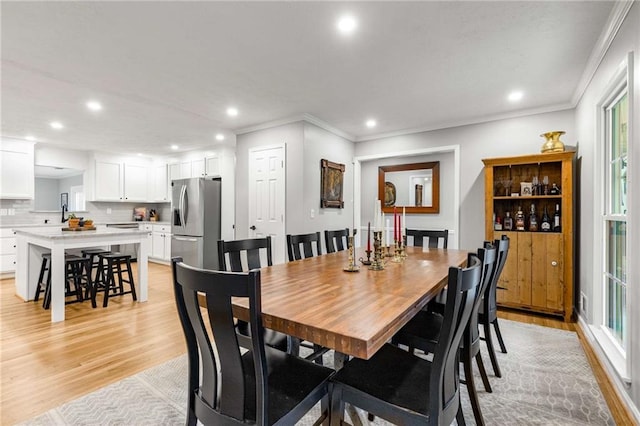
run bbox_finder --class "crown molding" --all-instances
[571,1,634,106]
[354,102,574,142]
[235,113,355,141]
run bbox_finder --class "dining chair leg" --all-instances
[456,404,467,426]
[330,384,344,426]
[475,352,492,393]
[483,322,502,378]
[319,394,330,426]
[493,319,507,353]
[463,350,485,426]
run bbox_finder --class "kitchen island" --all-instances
[14,227,151,322]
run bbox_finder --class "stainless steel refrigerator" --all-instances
[171,177,221,270]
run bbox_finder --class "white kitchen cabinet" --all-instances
[150,224,171,261]
[192,159,205,177]
[205,155,220,176]
[123,163,148,201]
[95,160,152,202]
[0,140,35,199]
[150,164,169,202]
[0,228,17,274]
[94,160,123,201]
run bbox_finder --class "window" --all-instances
[603,90,628,351]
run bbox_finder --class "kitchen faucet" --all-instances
[61,204,68,223]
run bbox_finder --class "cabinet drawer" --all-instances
[0,228,17,238]
[141,224,153,231]
[153,224,171,233]
[0,238,17,254]
[0,254,16,272]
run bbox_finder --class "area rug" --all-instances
[20,319,613,425]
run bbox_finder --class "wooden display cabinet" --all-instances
[482,151,575,321]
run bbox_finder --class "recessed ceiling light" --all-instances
[366,119,377,128]
[226,107,238,117]
[508,91,524,102]
[171,145,179,150]
[337,15,357,34]
[50,121,64,129]
[137,153,143,156]
[86,101,103,111]
[25,135,36,141]
[215,133,225,141]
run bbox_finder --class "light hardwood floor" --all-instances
[1,264,634,425]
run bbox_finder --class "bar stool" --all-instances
[96,252,137,307]
[34,253,93,309]
[81,248,111,283]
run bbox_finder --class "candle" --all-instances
[367,221,371,251]
[382,213,386,246]
[393,207,397,241]
[385,217,390,247]
[402,207,406,238]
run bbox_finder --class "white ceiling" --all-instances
[1,1,616,155]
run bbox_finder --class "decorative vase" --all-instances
[540,131,566,153]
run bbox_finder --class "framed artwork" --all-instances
[320,159,345,208]
[60,192,69,209]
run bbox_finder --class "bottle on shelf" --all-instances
[549,183,561,195]
[494,214,503,231]
[540,205,552,232]
[528,203,538,232]
[503,211,514,231]
[515,206,526,231]
[553,203,561,232]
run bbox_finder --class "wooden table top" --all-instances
[230,247,468,360]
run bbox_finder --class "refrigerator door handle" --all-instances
[173,236,199,242]
[179,184,187,227]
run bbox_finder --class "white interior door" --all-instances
[249,145,286,264]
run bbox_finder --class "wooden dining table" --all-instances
[229,246,468,361]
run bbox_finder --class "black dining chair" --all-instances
[286,231,323,261]
[285,231,329,364]
[172,258,334,426]
[324,228,349,254]
[479,235,510,378]
[329,254,482,426]
[218,237,289,353]
[406,228,449,249]
[392,245,497,426]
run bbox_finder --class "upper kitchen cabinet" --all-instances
[94,157,149,202]
[0,139,35,199]
[150,164,169,202]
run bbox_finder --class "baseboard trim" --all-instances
[575,316,640,424]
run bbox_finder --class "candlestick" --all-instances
[367,221,371,251]
[393,206,397,242]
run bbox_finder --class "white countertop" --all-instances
[1,221,169,229]
[14,227,151,240]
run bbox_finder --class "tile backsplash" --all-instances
[0,199,171,226]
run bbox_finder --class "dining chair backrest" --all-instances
[430,254,481,424]
[406,229,449,249]
[286,232,322,261]
[324,228,349,253]
[466,245,497,350]
[172,258,268,424]
[218,237,272,272]
[483,235,510,321]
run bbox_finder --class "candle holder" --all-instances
[400,235,408,259]
[359,249,372,266]
[344,236,360,272]
[392,239,403,263]
[385,245,392,257]
[369,231,385,270]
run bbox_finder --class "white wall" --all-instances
[360,152,456,246]
[574,2,639,415]
[235,122,304,240]
[302,122,354,250]
[354,109,576,250]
